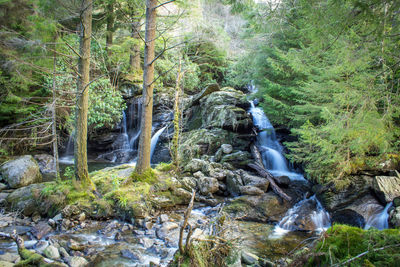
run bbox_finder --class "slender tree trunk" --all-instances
[172,59,184,171]
[105,1,114,59]
[52,34,60,180]
[129,19,141,72]
[136,0,157,173]
[74,0,93,187]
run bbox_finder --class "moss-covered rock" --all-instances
[0,155,42,189]
[221,151,252,169]
[304,224,400,266]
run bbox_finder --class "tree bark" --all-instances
[136,0,157,173]
[52,33,60,180]
[129,18,141,72]
[74,0,93,187]
[172,59,182,170]
[105,1,115,58]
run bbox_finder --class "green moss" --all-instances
[223,198,248,214]
[131,168,158,184]
[156,162,174,172]
[305,224,400,266]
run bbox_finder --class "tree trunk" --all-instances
[105,1,114,58]
[129,19,141,72]
[136,0,157,173]
[52,34,60,180]
[74,0,93,187]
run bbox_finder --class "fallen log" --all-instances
[248,163,292,202]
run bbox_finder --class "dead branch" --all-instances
[248,163,292,202]
[179,189,195,255]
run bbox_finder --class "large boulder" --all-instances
[200,88,252,132]
[197,176,219,195]
[221,151,252,169]
[372,175,400,203]
[179,129,251,164]
[224,192,291,222]
[0,155,42,188]
[6,183,49,216]
[34,154,56,180]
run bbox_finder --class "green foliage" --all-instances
[130,168,158,184]
[229,0,400,185]
[305,224,400,266]
[88,78,125,130]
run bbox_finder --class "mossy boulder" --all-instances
[221,151,252,169]
[224,192,291,222]
[200,87,252,132]
[0,155,42,188]
[372,175,400,203]
[6,182,50,216]
[179,129,251,164]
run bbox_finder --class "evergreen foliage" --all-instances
[228,0,400,185]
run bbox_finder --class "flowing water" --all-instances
[365,202,393,230]
[249,99,331,237]
[150,126,167,162]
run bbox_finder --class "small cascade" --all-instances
[59,133,74,164]
[150,126,167,162]
[271,195,331,238]
[249,100,304,181]
[365,202,393,230]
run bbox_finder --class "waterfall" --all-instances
[60,132,74,164]
[249,100,304,181]
[271,195,331,238]
[364,202,393,230]
[150,126,167,162]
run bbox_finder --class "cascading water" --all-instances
[248,97,330,237]
[249,101,304,181]
[150,126,167,162]
[365,202,393,230]
[59,132,74,164]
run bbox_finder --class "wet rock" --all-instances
[184,159,208,173]
[53,213,63,222]
[0,155,42,188]
[159,214,169,223]
[316,175,373,212]
[240,171,269,191]
[240,186,264,196]
[114,232,123,241]
[241,251,259,265]
[0,225,31,235]
[121,249,141,261]
[191,83,220,105]
[43,245,60,260]
[179,177,196,191]
[6,183,48,216]
[139,237,155,248]
[48,219,56,228]
[68,239,85,251]
[32,221,53,239]
[69,256,88,267]
[226,171,243,196]
[198,176,219,195]
[372,175,400,203]
[173,188,192,203]
[156,222,179,240]
[35,240,49,253]
[59,247,69,258]
[331,209,365,228]
[224,192,291,222]
[390,207,400,227]
[62,205,81,219]
[274,175,291,186]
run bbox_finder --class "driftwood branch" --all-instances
[250,143,264,168]
[179,190,196,255]
[248,163,292,202]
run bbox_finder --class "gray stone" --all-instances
[240,170,269,191]
[68,239,85,251]
[226,171,243,196]
[0,155,42,188]
[6,183,48,216]
[43,245,60,260]
[34,154,56,179]
[69,256,88,267]
[121,249,141,261]
[59,247,69,258]
[390,207,400,227]
[241,251,259,265]
[35,240,49,254]
[32,221,53,239]
[159,214,169,223]
[372,176,400,203]
[240,186,264,195]
[221,151,252,169]
[179,177,197,191]
[198,177,219,195]
[221,144,233,154]
[184,159,208,174]
[156,222,179,240]
[78,212,86,222]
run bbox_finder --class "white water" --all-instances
[249,101,305,181]
[364,202,393,230]
[270,195,331,238]
[59,133,74,164]
[150,126,167,162]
